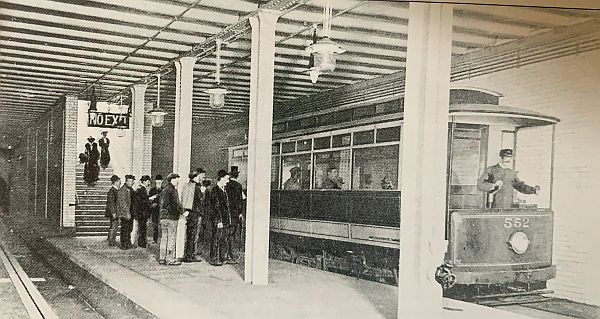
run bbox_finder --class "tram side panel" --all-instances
[270,190,401,283]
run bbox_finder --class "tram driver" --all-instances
[477,149,540,209]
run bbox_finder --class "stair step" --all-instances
[75,232,111,237]
[76,225,112,231]
[76,192,110,196]
[75,211,106,216]
[76,216,108,221]
[77,199,106,204]
[76,205,106,209]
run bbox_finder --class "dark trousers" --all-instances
[138,215,148,247]
[151,209,160,243]
[120,218,133,247]
[184,212,201,260]
[210,224,235,262]
[107,217,118,245]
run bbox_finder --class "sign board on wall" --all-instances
[88,111,129,129]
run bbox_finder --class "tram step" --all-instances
[475,290,554,307]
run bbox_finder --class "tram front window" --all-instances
[511,125,553,209]
[352,145,399,190]
[461,124,553,210]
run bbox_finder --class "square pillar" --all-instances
[130,84,147,178]
[62,95,78,229]
[398,3,453,319]
[244,10,280,286]
[142,102,154,175]
[173,57,197,177]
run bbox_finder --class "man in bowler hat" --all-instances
[208,170,236,265]
[225,166,245,260]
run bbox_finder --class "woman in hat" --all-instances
[84,136,100,186]
[99,130,111,169]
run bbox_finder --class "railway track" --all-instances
[472,289,554,307]
[0,240,59,319]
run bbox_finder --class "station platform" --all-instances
[45,236,539,319]
[4,210,589,319]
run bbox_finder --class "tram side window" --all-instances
[230,148,248,189]
[352,145,399,190]
[281,154,311,190]
[313,150,351,190]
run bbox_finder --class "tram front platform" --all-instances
[1,212,574,319]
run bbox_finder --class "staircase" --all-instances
[75,166,115,236]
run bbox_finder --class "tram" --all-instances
[228,88,559,296]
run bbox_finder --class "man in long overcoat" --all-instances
[133,175,152,248]
[105,175,120,246]
[116,175,135,249]
[208,170,235,266]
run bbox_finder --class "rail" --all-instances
[0,239,59,319]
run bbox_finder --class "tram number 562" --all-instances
[504,217,530,228]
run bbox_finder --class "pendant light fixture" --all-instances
[206,39,228,109]
[305,0,345,84]
[88,86,98,112]
[117,94,126,137]
[148,73,167,127]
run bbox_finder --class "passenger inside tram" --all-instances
[283,167,301,190]
[321,167,344,189]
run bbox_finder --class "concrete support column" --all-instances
[244,10,280,285]
[172,57,197,176]
[142,102,154,175]
[398,3,453,319]
[130,84,147,177]
[62,95,79,229]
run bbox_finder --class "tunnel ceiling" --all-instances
[0,0,599,139]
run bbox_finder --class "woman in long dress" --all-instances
[99,131,111,169]
[84,136,101,186]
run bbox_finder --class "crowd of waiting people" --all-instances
[105,167,245,266]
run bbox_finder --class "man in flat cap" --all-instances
[179,169,204,262]
[149,174,163,244]
[159,173,183,265]
[478,149,540,209]
[116,174,135,249]
[105,175,120,246]
[133,175,152,248]
[208,169,235,266]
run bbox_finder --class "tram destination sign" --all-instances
[88,111,130,129]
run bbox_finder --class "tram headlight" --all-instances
[508,231,530,254]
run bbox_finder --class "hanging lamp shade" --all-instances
[89,87,98,112]
[304,1,344,84]
[305,37,344,83]
[148,104,167,127]
[207,39,228,108]
[206,86,228,109]
[148,73,167,127]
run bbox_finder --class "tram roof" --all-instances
[449,103,560,127]
[0,0,598,142]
